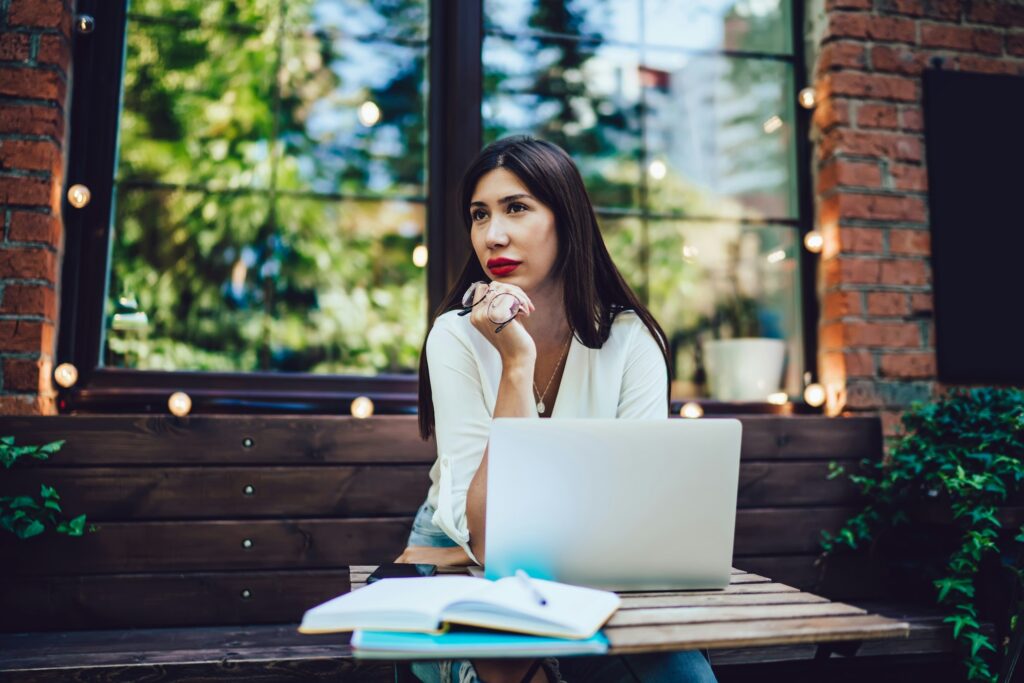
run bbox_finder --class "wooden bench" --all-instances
[0,415,972,681]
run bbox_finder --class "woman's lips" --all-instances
[489,263,520,276]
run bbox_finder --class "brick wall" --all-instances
[0,0,72,415]
[810,0,1024,436]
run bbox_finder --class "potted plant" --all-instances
[821,387,1024,683]
[1,437,89,539]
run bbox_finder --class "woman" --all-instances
[400,136,717,683]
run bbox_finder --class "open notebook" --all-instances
[298,576,620,640]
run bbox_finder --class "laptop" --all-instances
[484,418,742,590]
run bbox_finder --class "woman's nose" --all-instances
[485,217,510,248]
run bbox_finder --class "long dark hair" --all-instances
[418,136,671,439]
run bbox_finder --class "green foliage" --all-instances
[821,387,1024,683]
[1,437,91,540]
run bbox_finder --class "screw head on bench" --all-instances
[242,437,254,448]
[241,589,252,599]
[242,538,253,549]
[243,484,255,496]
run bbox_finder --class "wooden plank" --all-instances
[0,466,431,520]
[605,614,909,653]
[619,592,828,609]
[726,573,772,584]
[0,415,436,465]
[737,460,861,507]
[1,519,412,575]
[618,584,801,608]
[734,508,858,556]
[737,416,882,461]
[0,570,352,632]
[608,601,866,627]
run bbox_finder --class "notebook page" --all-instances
[299,576,486,633]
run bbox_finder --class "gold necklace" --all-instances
[533,334,572,414]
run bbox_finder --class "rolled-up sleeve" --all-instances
[425,318,489,564]
[617,320,670,419]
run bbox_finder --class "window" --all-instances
[59,0,814,413]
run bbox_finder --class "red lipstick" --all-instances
[487,258,521,276]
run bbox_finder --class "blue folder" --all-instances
[352,628,609,659]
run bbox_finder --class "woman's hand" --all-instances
[468,281,537,363]
[395,545,475,566]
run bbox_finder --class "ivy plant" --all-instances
[821,387,1024,683]
[1,437,89,539]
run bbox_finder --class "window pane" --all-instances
[107,0,428,375]
[642,53,798,220]
[645,220,804,399]
[643,0,792,55]
[106,190,426,373]
[486,0,638,44]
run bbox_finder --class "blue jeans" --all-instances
[406,501,718,683]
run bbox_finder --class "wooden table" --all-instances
[350,566,909,657]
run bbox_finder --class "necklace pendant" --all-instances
[537,400,546,413]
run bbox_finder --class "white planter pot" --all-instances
[702,338,787,402]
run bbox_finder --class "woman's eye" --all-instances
[471,209,488,222]
[508,203,527,214]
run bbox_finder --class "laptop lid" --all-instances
[484,418,742,590]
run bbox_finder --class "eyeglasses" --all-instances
[458,281,522,333]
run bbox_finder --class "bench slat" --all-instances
[608,601,866,627]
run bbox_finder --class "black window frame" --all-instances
[57,0,817,415]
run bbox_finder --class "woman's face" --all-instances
[469,168,559,291]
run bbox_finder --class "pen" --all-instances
[514,569,548,606]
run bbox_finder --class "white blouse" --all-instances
[424,308,669,563]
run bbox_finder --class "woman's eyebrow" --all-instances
[469,193,534,208]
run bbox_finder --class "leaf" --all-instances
[17,519,45,539]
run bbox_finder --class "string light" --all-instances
[804,231,824,254]
[648,160,667,180]
[679,402,704,419]
[168,391,192,417]
[804,383,826,407]
[54,363,78,388]
[412,245,428,268]
[798,87,817,109]
[767,392,789,405]
[67,184,91,208]
[358,101,381,127]
[351,396,375,419]
[762,115,783,134]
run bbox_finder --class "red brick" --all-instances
[880,409,906,438]
[0,34,31,62]
[0,104,63,138]
[820,160,883,194]
[956,54,1024,75]
[0,248,58,280]
[910,293,933,314]
[966,1,1024,27]
[920,25,1003,55]
[0,175,53,207]
[838,192,927,222]
[880,353,936,378]
[37,35,71,68]
[0,320,54,353]
[0,67,66,102]
[828,13,917,43]
[824,71,917,102]
[867,292,909,316]
[840,226,886,253]
[9,211,61,244]
[824,256,882,285]
[1010,32,1024,58]
[922,0,962,20]
[889,229,931,255]
[0,139,60,173]
[0,284,57,319]
[817,42,867,74]
[889,163,927,191]
[8,0,64,28]
[846,381,884,409]
[821,350,875,378]
[827,0,872,9]
[857,103,899,129]
[0,394,53,415]
[813,97,851,130]
[870,46,925,76]
[823,290,864,319]
[819,129,923,162]
[880,258,929,285]
[877,0,925,17]
[2,357,42,392]
[900,107,924,132]
[846,322,921,347]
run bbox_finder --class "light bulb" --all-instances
[762,115,783,134]
[767,392,789,405]
[358,101,381,127]
[351,396,374,419]
[67,184,91,208]
[804,230,824,254]
[54,363,78,388]
[798,87,817,109]
[766,249,786,264]
[648,160,667,180]
[168,391,192,417]
[680,402,704,419]
[804,383,826,407]
[412,245,428,268]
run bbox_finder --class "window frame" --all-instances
[56,0,817,415]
